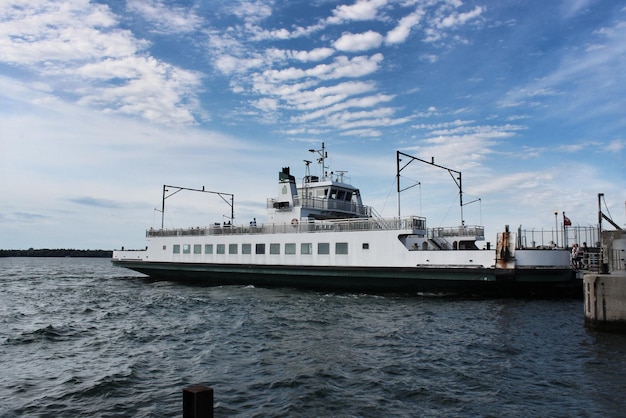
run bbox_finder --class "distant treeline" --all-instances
[0,249,113,258]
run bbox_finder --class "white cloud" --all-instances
[261,54,383,83]
[423,4,484,43]
[0,0,204,124]
[251,97,279,111]
[291,48,336,62]
[127,0,203,33]
[328,0,389,24]
[386,9,424,44]
[436,6,484,29]
[606,139,625,153]
[334,30,384,52]
[293,93,396,123]
[75,56,203,124]
[420,53,439,63]
[0,0,140,65]
[340,128,383,137]
[231,0,273,25]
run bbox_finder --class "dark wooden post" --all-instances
[183,385,213,418]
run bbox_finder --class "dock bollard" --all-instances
[183,385,213,418]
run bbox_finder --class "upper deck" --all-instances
[147,216,426,238]
[146,216,485,240]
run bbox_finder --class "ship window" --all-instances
[194,244,202,254]
[229,244,238,254]
[336,242,348,254]
[337,190,346,200]
[318,243,330,254]
[162,245,166,251]
[270,243,280,254]
[285,243,296,254]
[173,244,180,254]
[362,243,369,250]
[301,243,312,255]
[242,244,251,254]
[183,244,191,254]
[205,244,213,254]
[217,244,225,254]
[256,243,265,254]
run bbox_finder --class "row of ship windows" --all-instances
[170,242,354,255]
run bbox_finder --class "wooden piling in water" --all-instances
[183,385,213,418]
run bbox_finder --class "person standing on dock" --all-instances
[581,242,589,269]
[571,244,582,269]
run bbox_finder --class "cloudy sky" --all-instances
[1,0,624,250]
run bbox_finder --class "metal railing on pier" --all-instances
[518,226,599,249]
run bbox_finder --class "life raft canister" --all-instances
[291,218,298,226]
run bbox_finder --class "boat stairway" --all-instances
[369,207,393,229]
[429,237,451,250]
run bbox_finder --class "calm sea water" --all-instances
[1,257,625,417]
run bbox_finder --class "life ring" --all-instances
[291,218,298,226]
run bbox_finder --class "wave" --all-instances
[3,323,94,346]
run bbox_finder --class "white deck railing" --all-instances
[147,216,429,238]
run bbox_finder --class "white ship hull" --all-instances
[112,219,575,296]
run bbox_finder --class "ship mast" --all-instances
[309,142,327,180]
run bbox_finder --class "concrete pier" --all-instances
[583,230,626,332]
[584,272,626,332]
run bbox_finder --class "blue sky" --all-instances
[1,0,624,250]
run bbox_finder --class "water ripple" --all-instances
[1,258,625,417]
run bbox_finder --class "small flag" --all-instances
[564,215,571,226]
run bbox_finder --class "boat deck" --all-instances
[147,216,424,237]
[146,216,485,239]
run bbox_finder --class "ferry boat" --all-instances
[112,145,576,296]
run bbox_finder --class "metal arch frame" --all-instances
[160,185,234,229]
[396,151,479,226]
